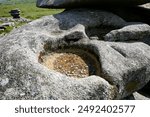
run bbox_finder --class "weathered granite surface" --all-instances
[0,9,150,100]
[37,0,150,8]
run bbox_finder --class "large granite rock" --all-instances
[102,5,150,25]
[0,9,150,99]
[104,24,150,41]
[37,0,150,8]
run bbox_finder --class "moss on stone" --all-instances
[125,81,139,92]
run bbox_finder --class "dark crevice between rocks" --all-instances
[64,31,87,43]
[54,9,121,33]
[103,6,150,25]
[140,38,150,46]
[138,81,150,97]
[85,26,117,40]
[122,94,135,100]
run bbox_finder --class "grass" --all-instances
[0,3,63,34]
[0,3,63,20]
[0,26,13,34]
[0,21,3,24]
[0,22,26,35]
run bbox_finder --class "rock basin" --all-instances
[39,48,101,78]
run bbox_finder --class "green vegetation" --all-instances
[0,26,13,34]
[0,3,63,20]
[0,0,36,4]
[0,3,63,35]
[0,22,26,35]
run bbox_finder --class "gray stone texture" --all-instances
[36,0,150,8]
[104,24,150,41]
[0,9,150,99]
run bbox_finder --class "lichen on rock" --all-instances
[0,7,150,100]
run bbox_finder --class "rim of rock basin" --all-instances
[38,45,102,78]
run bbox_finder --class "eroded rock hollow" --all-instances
[0,1,150,100]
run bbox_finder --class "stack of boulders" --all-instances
[9,9,20,19]
[0,0,150,100]
[0,9,31,36]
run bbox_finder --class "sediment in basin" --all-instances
[39,48,101,78]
